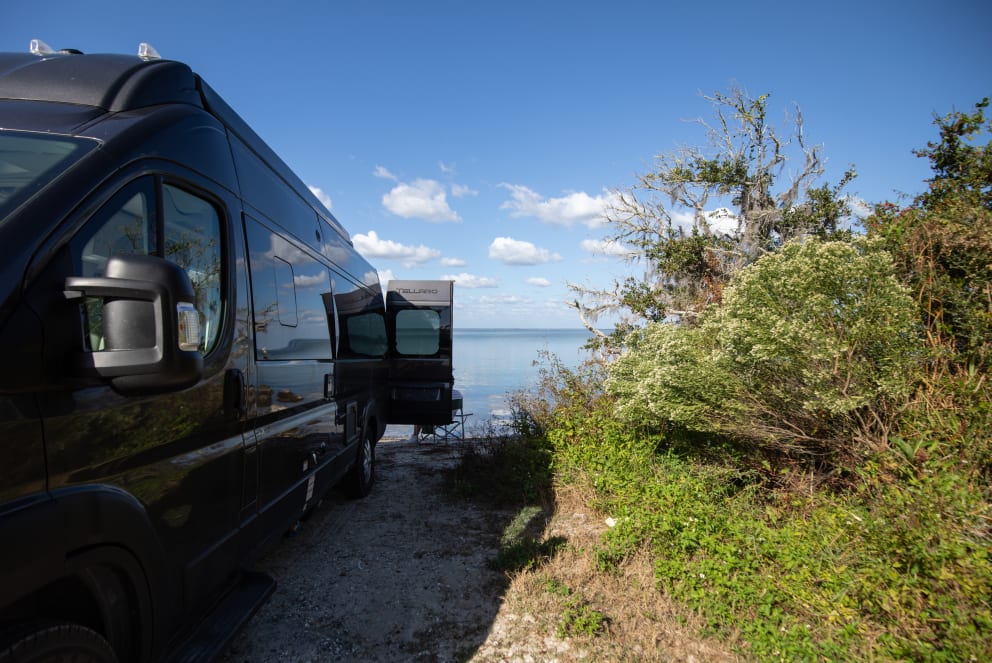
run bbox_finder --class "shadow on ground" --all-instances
[222,435,553,662]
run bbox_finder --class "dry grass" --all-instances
[471,482,741,662]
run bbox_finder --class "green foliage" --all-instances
[854,460,992,661]
[866,97,992,489]
[607,238,921,465]
[527,384,991,660]
[918,98,992,210]
[557,597,609,638]
[868,98,992,371]
[444,434,553,508]
[540,577,610,639]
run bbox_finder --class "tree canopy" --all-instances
[572,87,855,348]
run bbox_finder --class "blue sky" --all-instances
[5,1,990,328]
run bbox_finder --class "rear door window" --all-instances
[395,309,440,355]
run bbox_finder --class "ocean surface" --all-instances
[387,328,597,438]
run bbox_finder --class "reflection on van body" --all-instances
[0,47,453,663]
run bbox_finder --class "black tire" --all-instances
[345,429,375,498]
[0,622,117,663]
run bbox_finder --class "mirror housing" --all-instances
[65,254,204,393]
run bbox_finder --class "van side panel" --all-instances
[242,215,347,545]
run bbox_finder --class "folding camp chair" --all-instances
[417,389,471,442]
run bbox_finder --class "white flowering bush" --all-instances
[607,239,921,462]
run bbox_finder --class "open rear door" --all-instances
[385,280,454,425]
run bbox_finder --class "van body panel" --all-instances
[0,49,455,661]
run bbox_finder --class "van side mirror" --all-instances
[64,254,204,393]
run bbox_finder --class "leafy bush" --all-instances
[607,238,921,467]
[868,99,991,372]
[444,433,553,508]
[536,394,991,660]
[867,98,992,478]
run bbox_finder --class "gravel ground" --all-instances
[221,435,521,662]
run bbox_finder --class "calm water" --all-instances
[387,328,596,438]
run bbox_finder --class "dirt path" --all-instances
[222,436,520,662]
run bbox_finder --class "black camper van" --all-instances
[0,42,453,662]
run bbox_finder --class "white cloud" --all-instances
[477,294,528,305]
[845,195,873,219]
[706,207,738,234]
[581,238,633,258]
[307,185,332,211]
[499,184,617,228]
[527,277,552,287]
[373,165,398,181]
[438,161,455,174]
[382,178,461,223]
[440,272,500,288]
[293,270,328,289]
[670,210,694,229]
[441,257,466,267]
[451,183,478,198]
[352,230,441,267]
[671,207,738,235]
[489,237,563,266]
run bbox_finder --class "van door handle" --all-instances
[224,368,246,419]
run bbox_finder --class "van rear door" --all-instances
[385,280,453,425]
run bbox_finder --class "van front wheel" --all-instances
[345,430,375,498]
[0,621,117,663]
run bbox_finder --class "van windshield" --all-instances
[0,131,96,225]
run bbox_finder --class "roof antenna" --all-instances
[138,43,162,60]
[29,39,56,56]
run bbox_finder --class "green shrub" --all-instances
[868,98,992,373]
[607,238,921,467]
[444,434,553,508]
[522,333,990,660]
[554,416,991,660]
[557,597,609,638]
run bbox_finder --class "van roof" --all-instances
[0,52,202,112]
[0,49,350,242]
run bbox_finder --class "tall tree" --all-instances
[867,98,992,371]
[572,87,855,347]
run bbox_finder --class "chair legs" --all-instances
[416,408,472,442]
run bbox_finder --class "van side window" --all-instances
[344,313,388,357]
[72,177,225,355]
[162,184,223,354]
[395,309,440,355]
[245,216,333,360]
